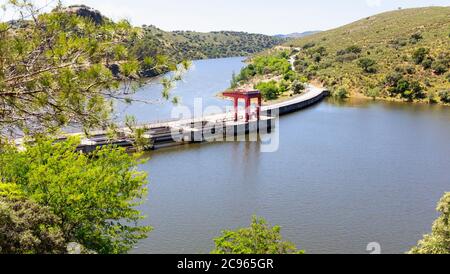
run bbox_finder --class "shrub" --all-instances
[412,47,429,64]
[384,72,403,87]
[358,58,377,73]
[291,80,305,94]
[422,57,434,69]
[302,42,316,50]
[405,66,416,75]
[401,81,425,100]
[432,61,448,75]
[439,90,450,103]
[366,87,381,99]
[446,73,450,83]
[0,197,66,254]
[255,81,281,100]
[332,87,349,99]
[410,32,423,44]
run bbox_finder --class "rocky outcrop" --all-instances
[62,5,104,25]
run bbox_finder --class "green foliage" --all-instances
[0,1,182,137]
[438,90,450,103]
[366,87,381,99]
[255,81,282,100]
[0,197,66,254]
[231,53,292,92]
[410,32,423,44]
[409,193,450,254]
[412,47,429,64]
[211,216,304,254]
[385,73,426,100]
[0,138,150,254]
[302,42,316,50]
[431,54,449,75]
[332,87,349,99]
[358,58,377,73]
[291,80,305,94]
[131,27,285,62]
[337,45,362,55]
[283,7,450,104]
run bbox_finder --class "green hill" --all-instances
[251,7,450,104]
[130,25,286,62]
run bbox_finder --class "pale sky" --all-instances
[2,0,450,34]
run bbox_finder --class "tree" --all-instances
[211,216,304,254]
[255,81,281,100]
[409,193,450,254]
[0,197,66,254]
[291,80,305,94]
[358,58,377,73]
[0,138,150,254]
[0,1,183,137]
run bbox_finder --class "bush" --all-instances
[255,81,281,100]
[410,32,423,44]
[432,61,448,75]
[0,197,66,254]
[292,80,305,94]
[439,90,450,103]
[384,72,403,87]
[211,216,304,254]
[366,87,381,99]
[332,87,349,99]
[337,45,362,55]
[422,57,434,69]
[412,48,429,64]
[446,73,450,83]
[401,81,425,101]
[302,42,316,50]
[358,58,377,73]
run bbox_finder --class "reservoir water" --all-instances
[125,57,450,254]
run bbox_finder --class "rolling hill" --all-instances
[130,25,286,62]
[259,7,450,104]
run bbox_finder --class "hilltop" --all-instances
[234,7,450,104]
[285,7,450,103]
[53,5,286,72]
[274,31,321,39]
[130,25,286,62]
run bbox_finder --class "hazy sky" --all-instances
[3,0,450,34]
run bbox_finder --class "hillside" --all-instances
[53,5,285,76]
[274,31,321,39]
[130,25,286,62]
[236,7,450,104]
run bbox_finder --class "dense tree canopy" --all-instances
[0,196,66,254]
[212,216,304,254]
[409,193,450,254]
[0,138,150,254]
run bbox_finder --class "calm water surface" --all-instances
[126,58,450,254]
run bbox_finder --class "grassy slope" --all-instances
[284,7,450,102]
[133,25,286,61]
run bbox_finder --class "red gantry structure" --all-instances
[223,90,262,123]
